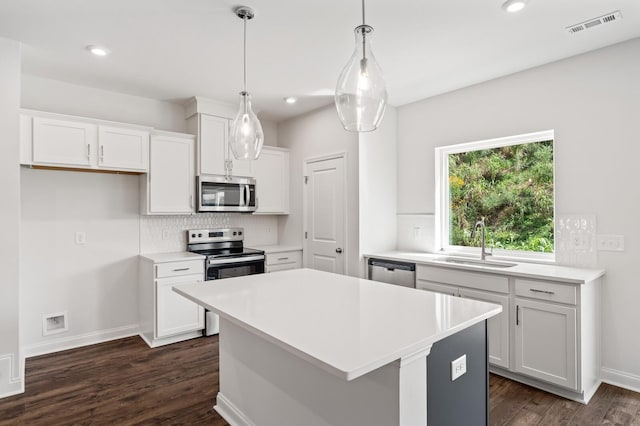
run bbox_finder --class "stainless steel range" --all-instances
[187,227,265,335]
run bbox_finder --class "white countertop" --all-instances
[174,268,501,381]
[249,244,303,254]
[365,251,605,284]
[139,251,205,263]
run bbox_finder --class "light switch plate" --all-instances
[451,354,467,381]
[75,231,86,245]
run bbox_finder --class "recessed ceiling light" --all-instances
[86,45,110,57]
[284,97,297,104]
[502,0,528,13]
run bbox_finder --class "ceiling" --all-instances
[1,0,639,123]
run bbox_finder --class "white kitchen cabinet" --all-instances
[156,274,205,338]
[514,297,577,389]
[31,116,96,168]
[22,110,151,173]
[97,125,149,172]
[459,288,510,369]
[141,132,195,215]
[416,272,510,369]
[198,113,252,177]
[138,255,205,348]
[254,146,290,214]
[413,263,602,403]
[265,250,302,273]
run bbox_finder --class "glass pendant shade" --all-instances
[335,25,387,132]
[229,91,264,160]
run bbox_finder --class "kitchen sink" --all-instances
[432,256,516,268]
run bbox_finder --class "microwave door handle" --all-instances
[245,184,250,207]
[240,183,246,207]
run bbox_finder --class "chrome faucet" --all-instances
[471,217,490,261]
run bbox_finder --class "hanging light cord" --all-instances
[243,14,247,92]
[361,0,367,60]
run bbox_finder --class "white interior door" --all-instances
[304,156,346,274]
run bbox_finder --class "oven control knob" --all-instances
[233,231,237,236]
[198,233,202,238]
[191,233,196,238]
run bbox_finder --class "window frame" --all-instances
[434,130,556,263]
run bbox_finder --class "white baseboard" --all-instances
[21,324,139,359]
[215,392,255,426]
[601,367,640,394]
[0,354,24,399]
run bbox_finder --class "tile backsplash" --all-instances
[555,214,597,268]
[140,213,279,253]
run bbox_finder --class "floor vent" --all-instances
[566,10,622,34]
[42,312,68,336]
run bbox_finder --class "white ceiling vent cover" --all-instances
[567,11,622,34]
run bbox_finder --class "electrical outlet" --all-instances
[597,235,625,252]
[413,227,422,240]
[451,354,467,381]
[75,231,86,245]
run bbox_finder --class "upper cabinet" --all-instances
[254,147,290,215]
[21,111,150,173]
[31,116,96,168]
[198,114,253,178]
[97,125,149,171]
[141,132,196,215]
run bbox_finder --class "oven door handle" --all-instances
[208,255,265,265]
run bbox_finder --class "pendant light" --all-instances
[229,6,264,160]
[335,0,387,132]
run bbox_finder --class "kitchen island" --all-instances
[174,268,502,426]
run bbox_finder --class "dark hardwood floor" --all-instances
[1,335,639,425]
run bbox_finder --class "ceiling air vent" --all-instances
[566,10,622,34]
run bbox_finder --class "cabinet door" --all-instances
[254,148,289,214]
[416,280,458,296]
[148,135,195,214]
[32,116,96,167]
[459,288,510,369]
[199,114,227,175]
[514,298,577,390]
[156,277,204,338]
[98,125,149,171]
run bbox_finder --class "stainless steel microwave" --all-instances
[197,175,257,213]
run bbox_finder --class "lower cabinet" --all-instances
[416,264,601,403]
[460,288,510,369]
[139,256,205,347]
[265,250,302,273]
[514,297,578,390]
[416,276,510,369]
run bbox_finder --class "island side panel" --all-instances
[215,319,403,426]
[427,320,488,426]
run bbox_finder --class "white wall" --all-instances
[20,169,140,355]
[359,107,398,276]
[260,117,279,147]
[0,38,23,398]
[277,105,361,277]
[397,38,640,389]
[21,75,186,133]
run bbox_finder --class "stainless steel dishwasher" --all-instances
[367,258,416,288]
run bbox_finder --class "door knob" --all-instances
[336,248,343,254]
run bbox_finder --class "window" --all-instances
[435,130,554,260]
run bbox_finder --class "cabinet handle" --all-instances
[530,288,555,295]
[516,305,520,325]
[190,195,194,209]
[173,268,190,272]
[277,257,289,261]
[87,143,91,159]
[100,145,104,162]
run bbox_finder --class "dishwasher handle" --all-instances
[367,258,416,272]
